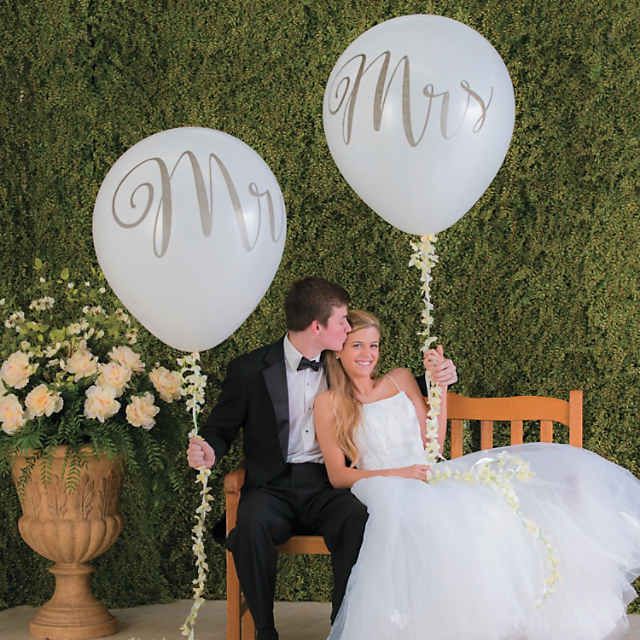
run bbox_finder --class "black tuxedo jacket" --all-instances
[200,338,293,488]
[200,336,429,488]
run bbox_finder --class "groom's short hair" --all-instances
[285,277,350,331]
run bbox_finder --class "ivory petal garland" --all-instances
[429,453,560,603]
[177,353,212,640]
[409,234,443,465]
[408,235,559,602]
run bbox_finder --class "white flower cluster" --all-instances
[0,339,184,434]
[148,366,182,403]
[1,352,37,390]
[40,340,62,362]
[28,296,55,312]
[76,346,172,429]
[4,310,25,329]
[82,305,105,316]
[178,351,212,640]
[0,392,27,434]
[178,353,208,422]
[77,340,182,430]
[65,320,90,336]
[125,392,160,430]
[430,452,559,604]
[0,352,56,434]
[114,308,131,324]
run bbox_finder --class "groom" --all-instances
[187,277,365,640]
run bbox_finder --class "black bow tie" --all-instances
[297,356,322,372]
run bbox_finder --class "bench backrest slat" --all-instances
[510,420,524,444]
[446,390,583,459]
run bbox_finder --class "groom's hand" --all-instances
[187,437,216,469]
[424,345,458,386]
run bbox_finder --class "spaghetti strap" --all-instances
[386,373,401,392]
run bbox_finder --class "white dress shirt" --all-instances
[283,334,326,463]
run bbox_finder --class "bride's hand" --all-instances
[390,464,431,482]
[424,345,458,387]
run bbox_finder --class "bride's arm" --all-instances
[314,391,429,489]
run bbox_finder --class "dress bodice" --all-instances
[354,391,426,470]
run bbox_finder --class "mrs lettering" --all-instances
[327,51,493,146]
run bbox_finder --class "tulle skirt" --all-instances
[328,443,640,640]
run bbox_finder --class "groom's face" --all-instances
[316,305,351,352]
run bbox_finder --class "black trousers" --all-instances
[228,462,368,632]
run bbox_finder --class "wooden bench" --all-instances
[223,389,583,640]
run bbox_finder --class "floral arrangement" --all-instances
[2,260,217,638]
[0,260,185,490]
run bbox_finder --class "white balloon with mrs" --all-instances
[323,14,515,235]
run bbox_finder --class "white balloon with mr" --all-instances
[93,127,286,352]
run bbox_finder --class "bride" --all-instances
[314,310,640,640]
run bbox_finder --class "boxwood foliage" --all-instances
[1,0,638,610]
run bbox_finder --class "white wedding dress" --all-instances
[327,391,640,640]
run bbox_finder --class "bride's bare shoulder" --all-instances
[387,367,414,383]
[387,367,420,392]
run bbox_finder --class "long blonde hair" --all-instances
[325,309,381,464]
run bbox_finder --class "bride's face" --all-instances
[337,326,380,379]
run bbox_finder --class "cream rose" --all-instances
[0,394,26,434]
[149,366,183,403]
[125,392,160,430]
[109,346,145,373]
[84,385,120,423]
[65,348,99,381]
[25,384,64,419]
[97,362,132,397]
[0,351,33,389]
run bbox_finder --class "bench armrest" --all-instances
[224,468,246,494]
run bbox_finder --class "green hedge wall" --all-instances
[1,0,639,610]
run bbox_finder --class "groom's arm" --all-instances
[421,348,458,394]
[199,358,248,461]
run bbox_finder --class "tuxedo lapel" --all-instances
[262,338,289,461]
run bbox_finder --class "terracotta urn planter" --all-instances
[12,446,124,640]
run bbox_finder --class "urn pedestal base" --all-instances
[12,447,123,640]
[29,563,118,640]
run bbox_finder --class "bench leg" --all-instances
[226,549,241,640]
[241,604,256,639]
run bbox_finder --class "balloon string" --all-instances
[409,234,443,464]
[177,353,211,640]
